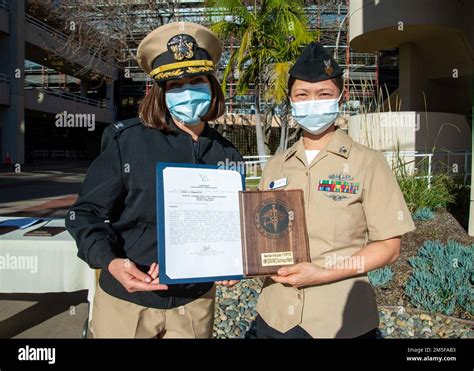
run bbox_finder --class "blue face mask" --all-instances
[165,82,212,126]
[291,95,341,135]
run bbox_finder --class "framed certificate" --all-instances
[156,163,310,284]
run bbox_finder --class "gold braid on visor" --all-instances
[149,60,215,80]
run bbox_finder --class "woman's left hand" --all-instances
[271,263,333,288]
[216,280,240,287]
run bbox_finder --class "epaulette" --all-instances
[111,118,142,136]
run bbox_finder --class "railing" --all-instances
[31,149,86,161]
[0,73,10,85]
[243,151,472,186]
[24,80,115,110]
[435,150,472,185]
[0,0,9,11]
[384,150,472,186]
[384,152,433,188]
[243,155,271,181]
[24,13,110,64]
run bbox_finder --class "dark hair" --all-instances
[288,75,344,96]
[139,74,225,131]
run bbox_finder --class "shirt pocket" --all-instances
[310,190,338,257]
[311,182,367,256]
[329,194,367,251]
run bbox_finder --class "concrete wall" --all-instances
[349,0,473,115]
[349,111,471,151]
[24,20,117,80]
[0,0,118,164]
[348,111,471,172]
[0,0,25,164]
[25,89,115,124]
[350,0,474,51]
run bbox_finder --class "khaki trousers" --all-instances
[91,284,216,338]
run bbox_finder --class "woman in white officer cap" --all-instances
[66,22,241,338]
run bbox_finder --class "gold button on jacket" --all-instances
[256,128,416,338]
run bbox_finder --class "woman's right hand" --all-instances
[108,258,168,293]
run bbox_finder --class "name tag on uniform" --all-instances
[268,178,287,189]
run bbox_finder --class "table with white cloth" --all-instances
[0,216,97,337]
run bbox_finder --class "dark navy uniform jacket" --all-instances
[66,118,243,309]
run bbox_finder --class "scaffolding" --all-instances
[26,0,376,116]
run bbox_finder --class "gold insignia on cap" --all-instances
[167,34,195,61]
[324,59,333,76]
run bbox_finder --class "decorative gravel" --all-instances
[212,280,473,339]
[378,306,473,339]
[213,279,261,339]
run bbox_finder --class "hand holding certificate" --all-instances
[156,163,310,284]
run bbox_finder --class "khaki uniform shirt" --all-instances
[256,128,416,338]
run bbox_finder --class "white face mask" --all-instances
[291,93,342,135]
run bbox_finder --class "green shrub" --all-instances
[368,266,394,287]
[392,154,455,213]
[412,207,435,221]
[405,240,473,315]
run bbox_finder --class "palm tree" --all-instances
[208,0,314,160]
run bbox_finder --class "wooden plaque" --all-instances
[239,189,310,277]
[23,226,66,237]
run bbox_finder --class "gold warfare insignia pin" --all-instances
[254,198,294,239]
[324,59,333,76]
[167,34,196,61]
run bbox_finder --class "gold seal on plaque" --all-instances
[254,198,294,239]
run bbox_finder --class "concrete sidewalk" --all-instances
[0,161,88,217]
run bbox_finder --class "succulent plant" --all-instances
[405,240,473,315]
[412,207,435,221]
[368,266,394,287]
